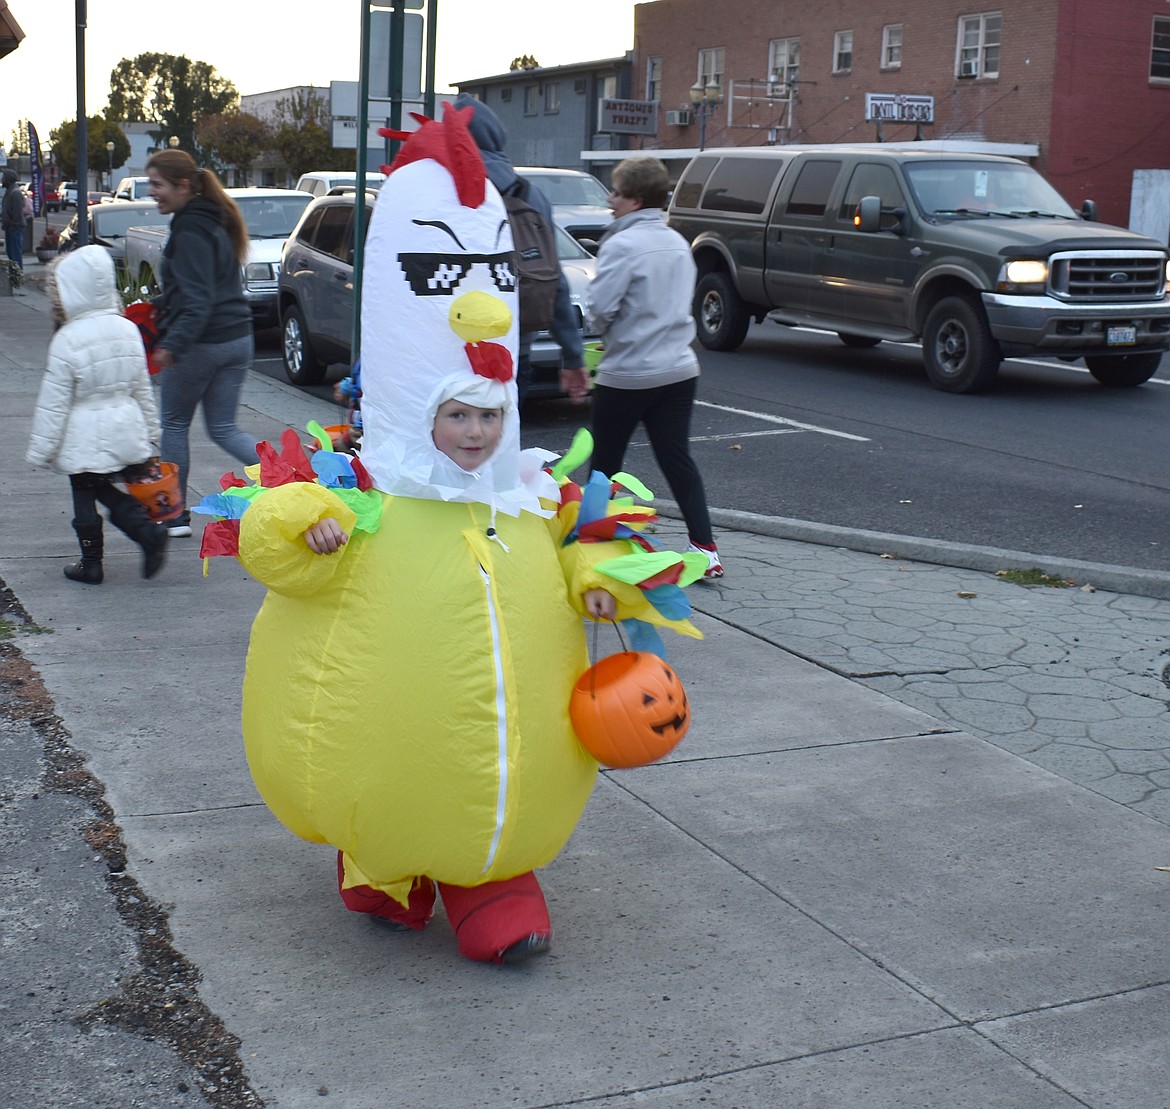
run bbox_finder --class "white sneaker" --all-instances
[167,516,192,538]
[687,542,724,579]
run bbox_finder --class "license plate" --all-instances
[1107,325,1137,345]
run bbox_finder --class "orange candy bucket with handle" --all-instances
[123,459,184,521]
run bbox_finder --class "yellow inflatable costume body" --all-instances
[198,105,703,961]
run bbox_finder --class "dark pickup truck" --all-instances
[667,146,1170,392]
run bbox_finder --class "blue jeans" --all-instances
[4,227,23,270]
[159,334,260,510]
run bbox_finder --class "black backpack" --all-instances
[503,180,560,334]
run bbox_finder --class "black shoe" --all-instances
[166,512,192,539]
[140,523,167,579]
[499,932,551,965]
[63,559,103,584]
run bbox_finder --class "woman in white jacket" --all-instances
[26,246,167,584]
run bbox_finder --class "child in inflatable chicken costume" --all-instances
[195,104,707,965]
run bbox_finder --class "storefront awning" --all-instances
[0,2,26,61]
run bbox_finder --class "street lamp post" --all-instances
[689,81,723,152]
[168,136,179,150]
[105,140,114,190]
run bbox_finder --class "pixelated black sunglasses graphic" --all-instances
[400,218,517,296]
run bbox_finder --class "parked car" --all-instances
[295,170,386,198]
[42,187,62,213]
[121,187,314,328]
[110,176,152,202]
[57,199,171,264]
[59,181,78,208]
[516,166,612,251]
[668,146,1170,392]
[278,190,599,395]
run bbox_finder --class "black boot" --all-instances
[109,495,167,579]
[64,521,103,584]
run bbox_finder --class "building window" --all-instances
[957,12,1001,79]
[698,47,725,90]
[646,55,662,102]
[601,74,618,99]
[882,24,903,69]
[544,82,560,113]
[768,38,800,90]
[833,31,853,74]
[500,87,512,103]
[523,85,538,115]
[1151,16,1170,81]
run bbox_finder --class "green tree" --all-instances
[195,110,272,186]
[47,116,131,182]
[271,88,348,180]
[106,53,238,154]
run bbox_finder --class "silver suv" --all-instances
[278,190,599,398]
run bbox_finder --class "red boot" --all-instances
[438,871,552,964]
[336,851,435,930]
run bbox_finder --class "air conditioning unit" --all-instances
[665,109,692,126]
[958,59,978,78]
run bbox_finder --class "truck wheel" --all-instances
[838,333,881,349]
[1083,352,1162,387]
[282,304,326,387]
[694,272,751,352]
[922,296,1001,393]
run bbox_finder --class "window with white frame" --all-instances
[768,38,800,90]
[601,74,618,99]
[1151,16,1170,81]
[698,47,725,90]
[957,12,1001,79]
[646,55,662,101]
[544,82,560,113]
[833,30,853,74]
[523,85,538,115]
[882,24,903,69]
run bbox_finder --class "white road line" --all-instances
[695,400,871,441]
[788,325,1170,384]
[690,429,804,443]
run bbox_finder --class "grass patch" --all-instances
[995,567,1076,589]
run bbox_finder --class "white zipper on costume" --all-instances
[478,562,509,874]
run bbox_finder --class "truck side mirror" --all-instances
[1080,199,1097,221]
[853,196,883,233]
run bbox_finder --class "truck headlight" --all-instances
[244,262,277,283]
[997,259,1048,294]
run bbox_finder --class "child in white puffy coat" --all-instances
[26,246,167,584]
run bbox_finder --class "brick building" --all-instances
[629,0,1170,227]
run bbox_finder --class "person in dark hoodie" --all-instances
[453,93,590,407]
[145,149,260,537]
[2,168,26,270]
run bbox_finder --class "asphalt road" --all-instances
[256,322,1170,573]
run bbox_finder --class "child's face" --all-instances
[432,399,504,471]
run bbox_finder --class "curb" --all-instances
[656,501,1170,601]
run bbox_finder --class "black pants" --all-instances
[69,472,139,528]
[590,378,714,547]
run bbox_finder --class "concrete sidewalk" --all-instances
[2,279,1169,1108]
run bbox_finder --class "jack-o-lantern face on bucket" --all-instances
[569,651,691,768]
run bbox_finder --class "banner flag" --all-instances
[28,122,43,219]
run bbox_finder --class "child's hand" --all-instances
[304,518,349,555]
[583,588,617,621]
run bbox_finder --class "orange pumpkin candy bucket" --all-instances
[569,632,691,768]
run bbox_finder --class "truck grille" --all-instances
[1049,251,1166,302]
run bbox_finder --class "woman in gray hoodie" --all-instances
[585,157,723,579]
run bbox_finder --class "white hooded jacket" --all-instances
[26,246,159,475]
